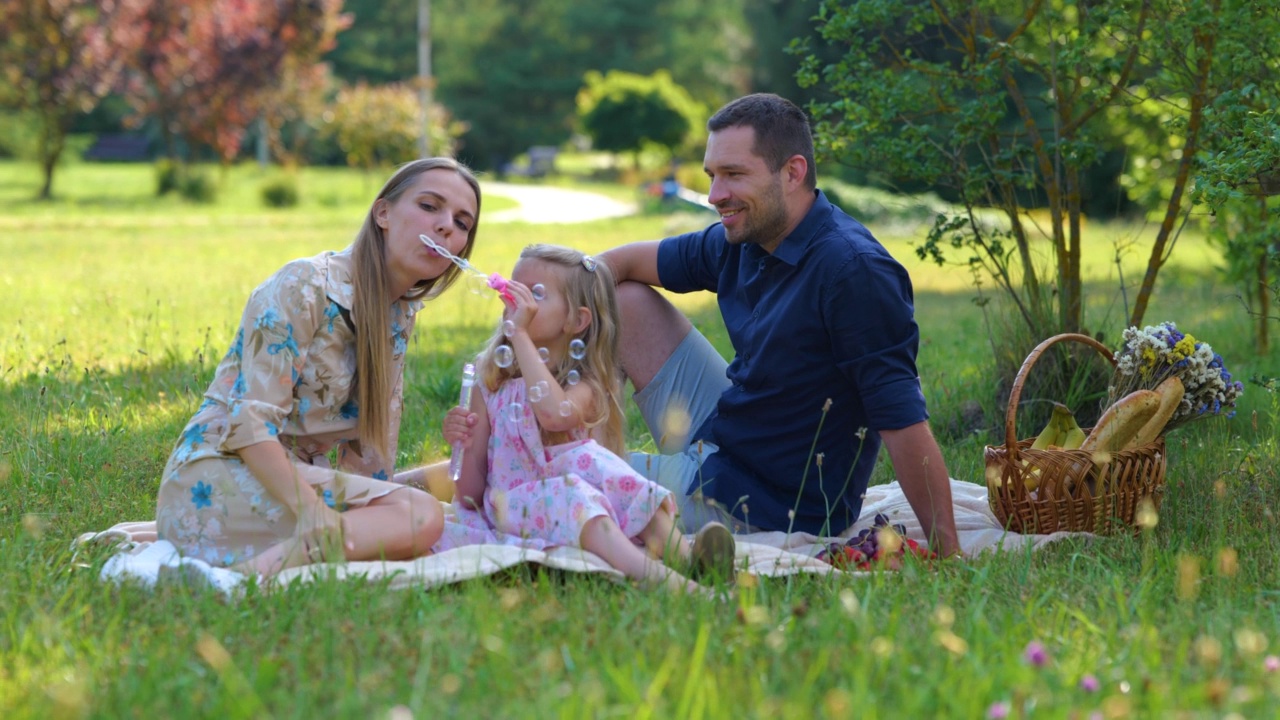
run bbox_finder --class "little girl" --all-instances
[443,244,735,592]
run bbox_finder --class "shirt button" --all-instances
[752,310,759,319]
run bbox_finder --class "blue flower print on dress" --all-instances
[372,469,388,480]
[225,327,244,361]
[232,372,247,396]
[255,307,281,330]
[175,423,209,462]
[296,397,311,416]
[266,421,279,437]
[339,399,359,419]
[391,319,407,356]
[267,323,299,357]
[322,489,348,511]
[324,301,341,333]
[191,481,213,509]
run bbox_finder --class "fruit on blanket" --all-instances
[1128,376,1185,448]
[816,514,938,571]
[1080,389,1161,453]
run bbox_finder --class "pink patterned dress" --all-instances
[443,378,671,550]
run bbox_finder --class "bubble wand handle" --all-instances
[448,363,477,482]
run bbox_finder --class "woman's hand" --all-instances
[294,498,352,563]
[443,405,477,448]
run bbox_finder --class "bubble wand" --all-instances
[419,234,513,303]
[448,362,477,482]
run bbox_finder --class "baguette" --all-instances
[1080,389,1162,453]
[1127,376,1185,448]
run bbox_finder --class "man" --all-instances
[601,93,962,557]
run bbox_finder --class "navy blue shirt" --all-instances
[657,190,928,534]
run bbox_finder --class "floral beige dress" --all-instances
[155,248,421,566]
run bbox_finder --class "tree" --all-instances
[319,81,465,169]
[0,0,135,199]
[118,0,347,164]
[576,70,703,168]
[326,0,754,170]
[796,0,1280,338]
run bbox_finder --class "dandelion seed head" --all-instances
[1234,628,1267,656]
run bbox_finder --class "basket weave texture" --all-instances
[985,333,1167,535]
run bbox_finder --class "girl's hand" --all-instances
[443,405,477,447]
[502,279,538,331]
[294,499,351,563]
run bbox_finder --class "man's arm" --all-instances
[599,240,663,286]
[879,421,962,557]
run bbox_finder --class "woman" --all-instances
[155,158,481,576]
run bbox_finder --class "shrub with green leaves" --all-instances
[260,173,300,208]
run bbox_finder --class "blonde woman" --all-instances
[155,158,481,576]
[443,245,736,593]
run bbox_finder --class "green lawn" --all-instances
[2,161,1279,718]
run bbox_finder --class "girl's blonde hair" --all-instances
[477,244,625,456]
[352,157,481,460]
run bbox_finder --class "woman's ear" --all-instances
[373,199,390,230]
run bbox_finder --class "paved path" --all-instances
[481,181,638,224]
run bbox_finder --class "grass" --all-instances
[3,160,1280,718]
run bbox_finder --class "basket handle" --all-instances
[1004,333,1116,457]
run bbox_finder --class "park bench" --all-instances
[83,134,151,162]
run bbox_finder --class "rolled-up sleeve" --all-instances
[826,253,928,431]
[218,262,321,452]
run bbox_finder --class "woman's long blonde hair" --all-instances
[476,244,626,456]
[351,158,481,459]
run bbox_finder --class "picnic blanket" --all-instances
[76,479,1083,596]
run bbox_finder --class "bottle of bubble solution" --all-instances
[449,363,477,481]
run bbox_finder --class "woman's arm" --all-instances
[238,440,348,552]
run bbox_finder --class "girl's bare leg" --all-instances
[579,515,703,594]
[240,488,444,576]
[637,500,692,565]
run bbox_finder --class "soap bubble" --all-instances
[528,384,544,403]
[559,400,573,417]
[502,320,515,338]
[467,274,489,295]
[538,347,550,364]
[494,345,514,368]
[531,283,546,301]
[507,402,524,423]
[566,369,580,386]
[568,339,587,360]
[535,380,550,398]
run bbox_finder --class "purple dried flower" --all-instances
[1024,640,1049,667]
[1079,674,1100,692]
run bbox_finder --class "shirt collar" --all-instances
[325,247,426,319]
[766,189,831,267]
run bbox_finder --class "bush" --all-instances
[260,173,299,208]
[154,159,180,196]
[178,170,218,204]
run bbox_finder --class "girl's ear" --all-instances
[570,306,592,335]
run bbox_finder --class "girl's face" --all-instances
[510,258,581,350]
[376,168,478,298]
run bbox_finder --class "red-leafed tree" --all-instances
[0,0,137,199]
[119,0,347,164]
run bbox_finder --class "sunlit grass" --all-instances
[2,160,1278,717]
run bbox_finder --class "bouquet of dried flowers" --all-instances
[1105,321,1244,434]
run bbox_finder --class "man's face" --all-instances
[704,125,790,253]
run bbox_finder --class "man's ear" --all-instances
[570,306,592,335]
[373,199,390,230]
[783,155,808,192]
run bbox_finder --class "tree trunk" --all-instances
[1258,194,1270,355]
[1129,18,1219,328]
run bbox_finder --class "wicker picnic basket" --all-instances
[984,333,1167,535]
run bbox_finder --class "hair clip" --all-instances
[581,255,598,272]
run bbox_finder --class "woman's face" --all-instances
[375,168,478,297]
